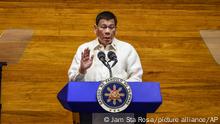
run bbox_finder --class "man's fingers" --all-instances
[84,56,90,61]
[81,52,84,60]
[87,49,90,57]
[84,48,90,57]
[81,48,92,62]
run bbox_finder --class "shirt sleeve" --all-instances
[68,46,85,82]
[126,45,143,82]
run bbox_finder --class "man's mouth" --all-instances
[104,37,111,40]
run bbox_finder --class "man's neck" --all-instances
[98,40,112,48]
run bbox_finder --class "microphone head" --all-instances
[107,51,117,61]
[108,51,118,68]
[97,51,106,61]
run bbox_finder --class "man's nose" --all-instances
[104,28,111,34]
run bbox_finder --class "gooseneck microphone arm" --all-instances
[106,62,112,78]
[97,51,113,78]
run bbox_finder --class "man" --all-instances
[68,11,143,82]
[68,11,144,124]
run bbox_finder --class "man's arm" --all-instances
[126,45,143,82]
[68,47,94,82]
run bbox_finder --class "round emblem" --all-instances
[97,77,132,113]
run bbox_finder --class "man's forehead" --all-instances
[98,19,115,25]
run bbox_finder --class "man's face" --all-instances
[94,19,116,46]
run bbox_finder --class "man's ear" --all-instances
[94,24,97,34]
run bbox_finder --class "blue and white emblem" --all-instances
[97,77,132,113]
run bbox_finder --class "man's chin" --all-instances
[98,38,113,46]
[105,41,113,46]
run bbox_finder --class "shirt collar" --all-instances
[92,38,117,51]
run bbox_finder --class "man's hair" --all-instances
[96,11,117,26]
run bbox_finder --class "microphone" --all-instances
[97,51,108,67]
[107,51,118,67]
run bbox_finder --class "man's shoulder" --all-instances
[115,38,134,49]
[78,39,97,50]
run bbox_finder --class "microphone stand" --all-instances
[98,51,116,78]
[106,62,112,78]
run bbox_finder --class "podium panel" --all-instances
[58,82,162,113]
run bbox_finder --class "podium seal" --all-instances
[97,77,132,113]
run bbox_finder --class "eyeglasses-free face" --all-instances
[95,19,116,47]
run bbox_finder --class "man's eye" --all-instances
[109,26,115,29]
[100,26,107,29]
[98,25,115,30]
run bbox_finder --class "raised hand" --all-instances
[79,48,94,74]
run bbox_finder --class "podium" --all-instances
[57,81,162,124]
